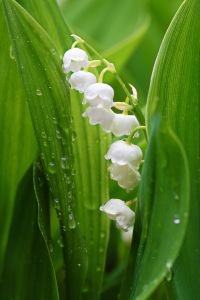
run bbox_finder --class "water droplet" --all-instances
[71,169,76,175]
[36,89,42,96]
[48,162,55,174]
[65,176,71,184]
[174,214,180,224]
[77,263,81,267]
[51,153,55,158]
[99,247,104,253]
[54,199,60,210]
[52,117,58,124]
[57,236,64,248]
[49,239,54,252]
[10,45,15,60]
[61,157,70,169]
[82,286,89,293]
[166,261,172,269]
[56,130,62,139]
[68,213,77,229]
[43,141,47,147]
[72,131,77,142]
[96,265,101,272]
[100,231,106,239]
[37,177,44,187]
[41,131,47,139]
[40,152,44,160]
[166,269,173,282]
[62,138,67,145]
[173,192,179,200]
[142,284,148,291]
[68,191,73,199]
[50,48,56,55]
[63,225,66,232]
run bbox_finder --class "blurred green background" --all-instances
[59,0,182,106]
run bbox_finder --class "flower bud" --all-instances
[63,48,89,74]
[69,71,97,93]
[83,83,114,109]
[100,199,135,231]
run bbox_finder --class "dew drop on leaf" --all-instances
[36,89,42,96]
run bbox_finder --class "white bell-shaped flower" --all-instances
[83,83,114,109]
[69,71,97,93]
[111,114,139,137]
[109,164,140,192]
[82,107,115,133]
[100,199,135,231]
[105,140,142,170]
[63,48,89,74]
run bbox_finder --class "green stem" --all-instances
[126,126,146,145]
[98,67,109,83]
[126,198,137,207]
[84,42,146,125]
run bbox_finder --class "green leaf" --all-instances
[0,3,37,275]
[102,19,150,71]
[2,1,87,299]
[119,113,190,300]
[146,0,200,298]
[13,1,113,298]
[70,90,110,299]
[0,167,59,300]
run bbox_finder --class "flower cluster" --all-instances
[63,38,145,232]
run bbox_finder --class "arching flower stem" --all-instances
[98,67,110,83]
[74,38,146,128]
[126,126,147,145]
[125,198,137,207]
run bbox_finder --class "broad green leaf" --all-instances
[146,0,200,298]
[13,1,112,298]
[102,18,150,71]
[71,91,110,299]
[125,0,183,106]
[0,167,59,300]
[0,3,37,275]
[119,113,190,300]
[61,0,148,49]
[2,1,87,299]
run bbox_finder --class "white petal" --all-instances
[111,114,139,137]
[121,226,133,243]
[100,199,135,231]
[108,164,140,192]
[82,107,115,133]
[69,71,97,93]
[63,48,89,73]
[105,140,142,169]
[83,83,114,109]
